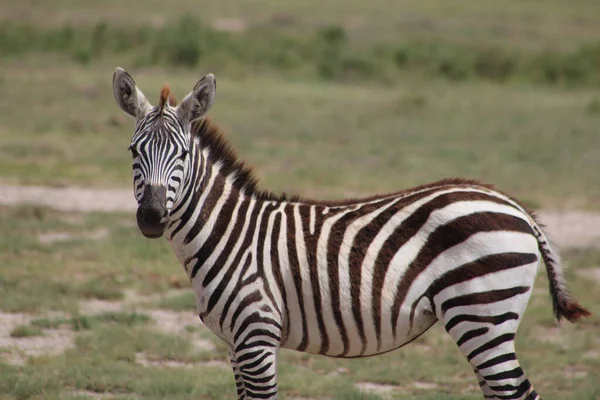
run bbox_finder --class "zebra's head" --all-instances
[112,67,216,239]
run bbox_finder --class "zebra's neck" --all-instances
[164,121,273,280]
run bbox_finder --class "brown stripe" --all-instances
[189,187,243,279]
[220,251,262,334]
[370,191,518,349]
[269,211,290,342]
[346,189,444,354]
[390,212,533,337]
[441,286,531,315]
[206,199,262,316]
[467,333,515,361]
[184,173,225,245]
[199,196,251,289]
[445,312,519,332]
[285,204,309,351]
[409,252,538,327]
[257,203,282,317]
[297,205,330,354]
[457,327,489,347]
[227,284,262,334]
[170,150,208,237]
[325,212,355,355]
[297,204,331,353]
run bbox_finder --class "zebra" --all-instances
[112,66,590,400]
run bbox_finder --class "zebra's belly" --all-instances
[280,295,438,358]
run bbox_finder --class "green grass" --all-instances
[0,1,599,209]
[2,0,600,51]
[0,205,599,399]
[9,325,44,338]
[1,1,600,398]
[154,292,196,312]
[1,59,600,209]
[31,312,151,331]
[3,18,600,86]
[0,205,176,313]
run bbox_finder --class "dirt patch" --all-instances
[413,381,438,390]
[135,351,192,368]
[78,293,210,339]
[327,367,350,376]
[356,382,404,397]
[79,299,125,314]
[0,311,75,365]
[577,267,600,284]
[0,290,215,366]
[0,184,136,212]
[78,297,212,343]
[192,338,217,352]
[38,228,109,244]
[212,18,248,33]
[135,352,228,369]
[64,390,120,399]
[563,365,589,379]
[145,309,202,335]
[583,350,599,359]
[0,311,32,335]
[538,210,600,249]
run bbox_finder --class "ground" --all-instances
[1,0,600,398]
[0,186,599,399]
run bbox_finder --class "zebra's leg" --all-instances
[442,302,541,400]
[474,368,495,399]
[233,344,278,399]
[229,349,247,399]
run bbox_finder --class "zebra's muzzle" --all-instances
[136,185,169,239]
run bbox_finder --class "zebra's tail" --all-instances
[530,215,591,323]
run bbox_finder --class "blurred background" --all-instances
[0,1,599,399]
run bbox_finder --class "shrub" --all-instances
[316,25,348,80]
[10,325,44,338]
[1,16,600,87]
[474,47,517,82]
[151,16,204,66]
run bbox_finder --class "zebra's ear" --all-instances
[176,73,216,123]
[113,67,152,119]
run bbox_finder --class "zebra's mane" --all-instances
[158,84,177,110]
[190,118,296,202]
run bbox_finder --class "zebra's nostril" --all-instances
[160,210,170,224]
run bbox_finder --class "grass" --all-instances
[1,1,600,398]
[0,204,177,313]
[1,59,600,209]
[9,325,44,338]
[30,312,151,331]
[154,292,196,312]
[3,18,600,86]
[0,1,599,209]
[2,0,600,51]
[0,204,599,399]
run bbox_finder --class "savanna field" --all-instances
[1,1,600,399]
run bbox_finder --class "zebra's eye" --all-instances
[179,150,189,160]
[128,145,139,158]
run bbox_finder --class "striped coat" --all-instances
[112,67,590,400]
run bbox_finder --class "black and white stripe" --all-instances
[130,111,189,209]
[113,68,590,400]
